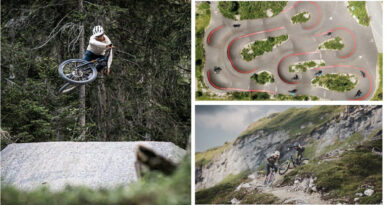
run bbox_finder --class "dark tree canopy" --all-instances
[1,0,191,149]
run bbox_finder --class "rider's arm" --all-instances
[89,36,108,49]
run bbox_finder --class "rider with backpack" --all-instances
[83,25,113,75]
[265,151,280,178]
[288,142,305,164]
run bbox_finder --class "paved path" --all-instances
[203,1,380,100]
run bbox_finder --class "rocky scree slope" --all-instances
[195,105,382,191]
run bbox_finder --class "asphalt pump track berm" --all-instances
[203,1,378,100]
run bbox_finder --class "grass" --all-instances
[289,60,325,72]
[312,73,357,92]
[196,142,231,167]
[218,1,287,20]
[281,138,382,204]
[251,71,275,85]
[1,156,191,205]
[238,105,345,140]
[348,1,370,26]
[319,37,344,50]
[372,53,382,100]
[291,11,310,24]
[195,170,280,204]
[242,35,288,61]
[195,3,211,94]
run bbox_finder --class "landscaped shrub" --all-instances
[289,60,325,72]
[319,37,344,50]
[348,1,370,26]
[242,35,288,61]
[291,11,310,24]
[251,71,275,85]
[312,73,357,92]
[218,1,287,20]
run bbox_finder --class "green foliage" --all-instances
[218,1,287,20]
[289,60,324,72]
[348,1,370,26]
[1,0,191,149]
[372,53,382,100]
[319,37,344,50]
[242,35,288,61]
[251,71,275,85]
[195,3,211,94]
[291,11,310,24]
[274,94,319,101]
[312,73,357,92]
[286,138,382,204]
[1,156,191,205]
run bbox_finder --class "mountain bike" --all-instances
[264,166,277,186]
[58,47,112,94]
[279,155,309,175]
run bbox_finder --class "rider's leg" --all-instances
[266,163,271,177]
[83,50,95,61]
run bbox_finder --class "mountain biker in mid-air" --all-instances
[83,25,114,76]
[265,151,280,179]
[288,142,305,164]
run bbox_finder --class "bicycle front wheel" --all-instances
[279,161,290,175]
[59,59,97,84]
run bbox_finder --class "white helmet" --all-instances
[93,25,104,36]
[274,151,280,156]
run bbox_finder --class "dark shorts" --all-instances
[83,50,104,62]
[83,50,105,72]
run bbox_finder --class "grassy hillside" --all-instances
[281,136,382,204]
[238,105,345,140]
[196,142,231,167]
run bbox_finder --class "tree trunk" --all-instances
[78,0,86,140]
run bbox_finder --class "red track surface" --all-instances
[314,65,372,101]
[207,25,224,45]
[227,26,286,74]
[277,51,320,84]
[281,1,322,30]
[207,70,275,94]
[314,27,357,59]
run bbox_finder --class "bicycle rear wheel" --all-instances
[59,59,97,84]
[58,82,79,94]
[279,161,290,175]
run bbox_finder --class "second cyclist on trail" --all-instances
[288,142,305,165]
[83,25,114,76]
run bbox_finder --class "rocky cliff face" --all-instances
[195,105,382,191]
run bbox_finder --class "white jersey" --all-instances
[86,34,113,69]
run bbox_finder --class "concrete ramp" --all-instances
[1,141,186,191]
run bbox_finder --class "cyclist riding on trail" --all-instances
[288,142,305,164]
[83,25,113,75]
[266,151,280,178]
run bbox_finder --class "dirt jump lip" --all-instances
[227,26,286,74]
[207,70,275,94]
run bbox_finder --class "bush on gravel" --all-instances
[289,60,325,72]
[372,53,382,100]
[251,71,275,85]
[348,1,370,26]
[318,37,344,50]
[218,1,287,20]
[291,11,310,24]
[242,35,288,61]
[312,73,357,92]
